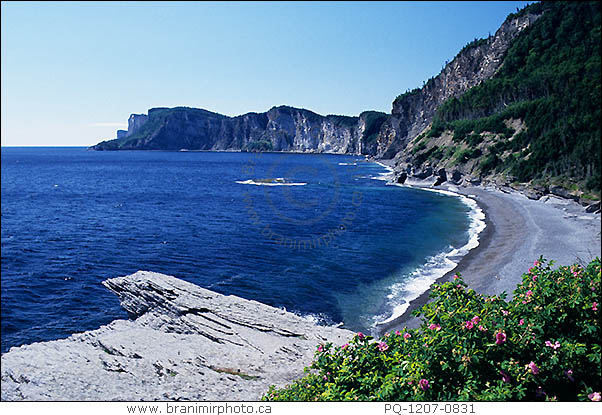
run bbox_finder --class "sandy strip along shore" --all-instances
[376,177,601,333]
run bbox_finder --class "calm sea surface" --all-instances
[1,147,473,352]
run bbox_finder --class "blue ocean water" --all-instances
[1,147,474,352]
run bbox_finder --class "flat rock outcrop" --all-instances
[1,271,352,401]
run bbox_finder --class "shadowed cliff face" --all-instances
[92,106,368,154]
[375,11,543,159]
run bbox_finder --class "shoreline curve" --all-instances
[368,160,488,331]
[372,170,600,334]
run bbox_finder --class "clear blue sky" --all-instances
[1,1,531,146]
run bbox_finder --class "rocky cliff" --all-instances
[389,2,600,202]
[127,113,149,137]
[1,271,352,401]
[91,11,541,158]
[92,106,378,154]
[375,10,543,159]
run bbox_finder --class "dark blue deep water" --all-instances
[1,148,473,352]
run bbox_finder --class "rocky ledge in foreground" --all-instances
[1,271,352,401]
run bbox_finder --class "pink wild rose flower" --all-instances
[377,342,389,352]
[588,392,601,402]
[419,379,430,391]
[528,361,539,375]
[428,323,441,331]
[495,332,507,345]
[545,340,561,350]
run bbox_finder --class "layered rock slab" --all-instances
[1,271,352,401]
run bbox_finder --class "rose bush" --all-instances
[263,258,601,401]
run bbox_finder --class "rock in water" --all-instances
[1,271,352,401]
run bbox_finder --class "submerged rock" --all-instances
[1,271,352,401]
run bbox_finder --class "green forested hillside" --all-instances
[427,1,600,193]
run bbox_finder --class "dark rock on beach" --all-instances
[549,186,580,202]
[585,201,601,213]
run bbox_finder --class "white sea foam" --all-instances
[338,162,357,166]
[373,161,394,173]
[370,161,395,181]
[373,182,487,327]
[371,172,394,182]
[295,311,338,327]
[236,178,307,186]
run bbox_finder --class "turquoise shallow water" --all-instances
[1,148,474,352]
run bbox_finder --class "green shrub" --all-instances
[427,146,444,162]
[411,141,427,155]
[451,120,474,142]
[361,111,389,143]
[466,133,484,147]
[414,146,445,167]
[586,176,601,192]
[394,88,421,105]
[264,258,601,401]
[427,119,447,138]
[479,153,501,176]
[328,114,359,128]
[453,148,482,165]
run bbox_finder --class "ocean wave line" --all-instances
[373,181,486,327]
[236,178,307,186]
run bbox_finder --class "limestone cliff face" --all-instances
[376,11,543,159]
[259,106,360,153]
[126,113,148,137]
[92,106,364,154]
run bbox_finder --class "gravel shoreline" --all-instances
[375,170,601,333]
